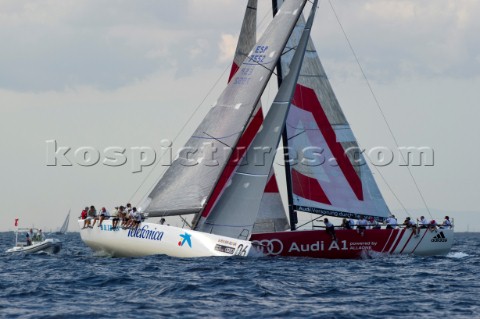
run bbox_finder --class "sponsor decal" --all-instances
[126,225,164,241]
[217,238,237,247]
[252,239,379,255]
[100,224,113,231]
[214,244,235,255]
[178,232,192,248]
[431,231,448,242]
[251,239,284,255]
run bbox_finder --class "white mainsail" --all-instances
[145,0,308,217]
[275,2,390,221]
[196,1,318,239]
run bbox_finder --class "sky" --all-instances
[0,0,479,232]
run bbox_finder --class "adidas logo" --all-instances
[431,231,448,243]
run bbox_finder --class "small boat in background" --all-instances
[54,210,70,235]
[6,227,62,254]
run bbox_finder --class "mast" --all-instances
[272,0,297,230]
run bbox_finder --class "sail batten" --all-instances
[145,0,308,217]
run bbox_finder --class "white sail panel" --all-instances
[145,0,308,217]
[196,1,317,239]
[253,171,290,233]
[281,16,390,220]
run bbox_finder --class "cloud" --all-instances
[218,33,237,63]
[0,1,244,92]
[1,0,479,92]
[314,0,480,82]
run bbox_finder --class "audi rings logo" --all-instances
[251,239,284,256]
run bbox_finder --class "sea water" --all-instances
[0,232,478,318]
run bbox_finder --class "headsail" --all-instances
[196,1,318,239]
[145,0,308,217]
[193,0,289,233]
[278,10,390,221]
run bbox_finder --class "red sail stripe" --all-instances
[264,174,280,193]
[292,84,364,200]
[228,62,240,83]
[291,168,331,204]
[200,106,264,218]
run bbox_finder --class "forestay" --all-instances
[145,0,308,217]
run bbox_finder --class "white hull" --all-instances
[6,238,62,254]
[78,220,252,258]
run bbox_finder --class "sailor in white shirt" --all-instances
[441,216,452,229]
[418,216,429,228]
[323,218,337,241]
[386,215,398,229]
[357,216,368,236]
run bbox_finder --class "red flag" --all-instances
[14,218,19,227]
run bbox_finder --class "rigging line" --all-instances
[202,131,232,149]
[287,129,306,140]
[328,0,432,218]
[128,62,232,204]
[363,153,410,216]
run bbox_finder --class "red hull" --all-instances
[250,228,453,258]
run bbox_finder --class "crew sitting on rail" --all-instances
[111,206,121,229]
[97,207,110,227]
[440,216,452,229]
[341,218,351,230]
[82,205,97,229]
[80,207,88,220]
[368,217,381,229]
[357,215,367,236]
[385,214,398,229]
[403,217,419,237]
[323,218,336,241]
[123,207,139,229]
[428,219,438,231]
[418,216,429,228]
[133,208,142,229]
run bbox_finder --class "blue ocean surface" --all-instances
[0,232,478,318]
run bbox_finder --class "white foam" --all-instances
[447,252,469,259]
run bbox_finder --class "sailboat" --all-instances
[247,0,454,257]
[79,0,314,257]
[79,0,453,258]
[55,210,70,235]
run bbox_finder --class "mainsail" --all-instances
[145,0,308,217]
[196,1,318,239]
[276,4,390,221]
[193,0,289,233]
